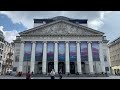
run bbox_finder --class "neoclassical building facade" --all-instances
[13,16,111,75]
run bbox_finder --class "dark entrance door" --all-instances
[81,62,85,74]
[70,62,75,74]
[48,62,54,73]
[58,62,65,74]
[38,62,42,74]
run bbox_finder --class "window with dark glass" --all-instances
[105,67,109,71]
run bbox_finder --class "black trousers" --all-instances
[59,75,62,79]
[51,76,54,79]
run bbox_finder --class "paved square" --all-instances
[0,75,120,79]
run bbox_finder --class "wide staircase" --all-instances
[31,73,109,77]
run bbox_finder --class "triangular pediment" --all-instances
[19,20,104,36]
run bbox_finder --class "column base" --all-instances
[78,72,82,75]
[42,72,46,75]
[89,72,94,75]
[55,72,58,74]
[65,72,70,75]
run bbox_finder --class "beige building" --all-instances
[2,42,14,74]
[0,29,14,75]
[109,37,120,75]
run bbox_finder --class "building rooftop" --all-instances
[34,16,88,24]
[0,30,4,39]
[109,36,120,47]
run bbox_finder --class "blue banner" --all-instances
[69,42,77,61]
[35,42,43,61]
[58,42,65,61]
[47,42,54,61]
[92,42,100,61]
[24,42,32,61]
[80,42,88,61]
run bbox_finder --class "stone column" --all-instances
[99,41,105,73]
[65,41,70,74]
[54,41,58,74]
[42,41,47,74]
[18,41,24,72]
[107,47,111,74]
[88,41,94,74]
[30,41,36,73]
[76,41,82,74]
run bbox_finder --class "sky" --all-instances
[0,11,120,43]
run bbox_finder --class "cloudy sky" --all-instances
[0,11,119,43]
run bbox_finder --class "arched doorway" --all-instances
[48,62,54,73]
[58,62,65,74]
[70,62,75,74]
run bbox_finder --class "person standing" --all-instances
[50,69,55,79]
[26,71,31,79]
[59,69,62,79]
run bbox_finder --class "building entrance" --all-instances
[58,62,65,74]
[37,62,42,74]
[48,62,54,73]
[70,62,75,74]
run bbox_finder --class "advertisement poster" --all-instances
[92,42,100,61]
[47,42,54,61]
[58,42,65,61]
[69,42,77,61]
[80,42,88,61]
[24,42,32,61]
[35,42,43,61]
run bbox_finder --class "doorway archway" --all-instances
[58,62,65,74]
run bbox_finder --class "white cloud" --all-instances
[0,11,112,30]
[88,18,104,30]
[0,26,4,34]
[0,26,19,43]
[0,11,115,41]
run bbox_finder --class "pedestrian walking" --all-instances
[59,69,62,79]
[26,71,31,79]
[50,69,55,79]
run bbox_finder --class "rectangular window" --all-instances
[15,55,19,62]
[103,49,107,61]
[105,67,109,71]
[13,67,17,71]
